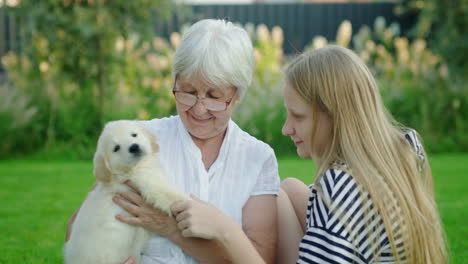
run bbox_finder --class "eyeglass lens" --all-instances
[175,92,227,111]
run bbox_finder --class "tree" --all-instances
[4,0,171,150]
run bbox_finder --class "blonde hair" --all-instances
[285,45,447,263]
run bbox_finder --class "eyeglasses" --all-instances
[172,83,235,112]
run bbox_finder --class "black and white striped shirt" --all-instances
[297,130,423,264]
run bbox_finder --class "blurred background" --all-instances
[0,0,467,263]
[0,0,466,159]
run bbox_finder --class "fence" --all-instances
[157,2,415,54]
[0,7,20,72]
[0,2,415,71]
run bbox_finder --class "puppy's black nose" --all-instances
[129,144,140,154]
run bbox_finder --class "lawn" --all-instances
[0,154,466,263]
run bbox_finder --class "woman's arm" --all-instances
[114,183,247,264]
[65,207,79,241]
[115,182,276,263]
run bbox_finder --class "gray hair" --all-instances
[172,19,254,100]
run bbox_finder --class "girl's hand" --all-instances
[171,195,235,241]
[113,181,179,238]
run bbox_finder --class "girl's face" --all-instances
[175,75,238,141]
[282,84,333,159]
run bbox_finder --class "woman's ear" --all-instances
[93,149,111,183]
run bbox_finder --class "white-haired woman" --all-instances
[66,19,279,264]
[169,45,447,264]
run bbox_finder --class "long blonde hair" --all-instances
[285,45,447,263]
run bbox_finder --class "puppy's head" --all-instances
[93,120,159,182]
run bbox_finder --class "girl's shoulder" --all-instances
[314,165,357,202]
[403,129,425,164]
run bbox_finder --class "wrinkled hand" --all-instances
[171,195,233,240]
[113,181,179,238]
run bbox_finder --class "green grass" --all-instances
[0,154,467,263]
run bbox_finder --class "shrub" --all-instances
[0,80,38,157]
[303,18,468,153]
[1,0,174,159]
[234,24,296,156]
[1,15,466,158]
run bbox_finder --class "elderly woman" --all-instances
[66,19,279,264]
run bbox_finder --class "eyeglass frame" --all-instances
[172,81,236,111]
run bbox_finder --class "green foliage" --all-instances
[234,24,296,156]
[1,0,173,158]
[0,80,38,157]
[1,11,466,158]
[306,18,468,153]
[352,17,468,152]
[398,0,468,80]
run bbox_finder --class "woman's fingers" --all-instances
[115,214,141,226]
[113,196,141,216]
[124,181,141,195]
[118,190,144,206]
[123,256,135,264]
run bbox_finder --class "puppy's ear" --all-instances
[93,149,111,183]
[142,126,159,153]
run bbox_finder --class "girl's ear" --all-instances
[93,149,111,183]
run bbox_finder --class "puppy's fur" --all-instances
[65,120,187,264]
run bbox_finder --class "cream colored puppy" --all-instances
[65,120,187,264]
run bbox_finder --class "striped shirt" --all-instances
[297,130,423,264]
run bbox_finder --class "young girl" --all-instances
[169,45,447,264]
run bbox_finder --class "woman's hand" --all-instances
[171,195,236,241]
[123,256,135,264]
[113,181,179,238]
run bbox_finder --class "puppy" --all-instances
[64,120,187,264]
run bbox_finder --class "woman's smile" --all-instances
[189,113,214,124]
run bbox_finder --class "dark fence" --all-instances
[157,2,416,54]
[0,2,415,71]
[0,7,21,72]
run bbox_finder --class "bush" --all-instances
[234,24,296,156]
[306,18,468,153]
[1,14,466,158]
[0,80,38,158]
[398,0,468,80]
[1,0,174,159]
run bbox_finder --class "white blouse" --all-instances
[139,115,280,264]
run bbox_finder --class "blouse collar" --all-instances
[176,116,235,172]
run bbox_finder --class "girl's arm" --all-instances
[170,195,270,264]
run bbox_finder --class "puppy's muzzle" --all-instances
[129,143,141,156]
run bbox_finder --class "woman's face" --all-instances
[175,75,238,141]
[282,84,333,159]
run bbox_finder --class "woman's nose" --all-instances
[191,98,209,114]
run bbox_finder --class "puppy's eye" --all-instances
[113,145,120,152]
[131,133,137,137]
